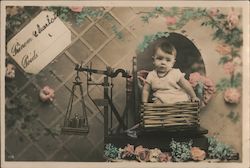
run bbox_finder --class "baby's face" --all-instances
[153,48,176,73]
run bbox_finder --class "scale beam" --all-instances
[75,64,131,78]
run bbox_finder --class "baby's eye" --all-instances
[156,57,163,60]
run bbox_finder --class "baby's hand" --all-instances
[191,97,200,103]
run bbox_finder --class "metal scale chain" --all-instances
[62,68,89,135]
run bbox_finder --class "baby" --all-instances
[142,41,199,104]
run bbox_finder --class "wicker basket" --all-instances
[140,101,200,129]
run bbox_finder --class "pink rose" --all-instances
[203,77,215,103]
[202,77,214,87]
[227,10,239,30]
[166,16,177,25]
[135,146,150,162]
[209,8,219,16]
[191,147,206,161]
[134,145,144,155]
[204,85,216,94]
[39,86,55,102]
[223,61,235,75]
[69,6,84,13]
[158,152,172,162]
[189,72,202,87]
[122,144,135,158]
[124,144,134,153]
[215,43,231,55]
[224,88,241,104]
[5,63,15,79]
[201,77,216,106]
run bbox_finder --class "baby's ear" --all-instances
[152,56,155,64]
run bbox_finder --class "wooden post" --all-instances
[103,76,109,138]
[132,57,139,124]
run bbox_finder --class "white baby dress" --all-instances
[145,68,190,104]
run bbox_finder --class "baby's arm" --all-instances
[142,83,151,103]
[178,76,199,102]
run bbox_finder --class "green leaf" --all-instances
[216,78,231,91]
[183,9,194,19]
[75,13,86,25]
[171,7,179,14]
[141,15,149,23]
[155,7,164,12]
[170,139,192,162]
[62,7,69,13]
[214,28,224,40]
[217,13,226,19]
[59,13,68,21]
[227,111,239,123]
[104,143,119,159]
[207,136,234,160]
[219,56,231,65]
[137,32,170,52]
[167,25,178,30]
[227,111,235,119]
[111,25,124,40]
[226,29,243,48]
[231,49,239,57]
[104,13,113,20]
[231,73,242,88]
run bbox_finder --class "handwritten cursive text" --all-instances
[21,50,39,69]
[11,38,33,57]
[33,14,57,37]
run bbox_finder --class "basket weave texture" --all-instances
[141,101,200,128]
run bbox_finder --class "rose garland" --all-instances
[137,32,170,52]
[210,9,242,105]
[47,6,104,25]
[104,143,172,162]
[104,137,237,162]
[208,8,242,122]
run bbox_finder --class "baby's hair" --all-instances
[154,41,177,57]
